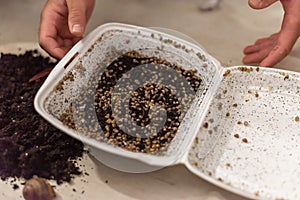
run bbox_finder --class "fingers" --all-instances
[66,0,95,37]
[242,33,291,67]
[242,33,279,65]
[244,35,276,54]
[39,0,95,59]
[39,1,64,59]
[259,45,289,67]
[40,37,75,59]
[248,0,278,9]
[243,42,275,65]
[260,1,300,66]
[66,0,86,36]
[243,29,297,67]
[39,37,65,59]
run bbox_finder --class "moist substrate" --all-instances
[93,51,202,153]
[0,50,84,186]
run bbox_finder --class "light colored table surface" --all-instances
[1,1,300,199]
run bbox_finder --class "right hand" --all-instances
[243,0,300,67]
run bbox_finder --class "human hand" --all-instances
[243,0,300,67]
[39,0,95,59]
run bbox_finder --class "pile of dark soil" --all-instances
[0,50,84,186]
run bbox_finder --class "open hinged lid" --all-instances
[186,65,300,199]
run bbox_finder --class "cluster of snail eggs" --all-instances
[92,51,202,154]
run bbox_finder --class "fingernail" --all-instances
[258,0,264,7]
[249,0,262,7]
[72,24,83,34]
[249,0,258,5]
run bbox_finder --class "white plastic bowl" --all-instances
[34,23,220,171]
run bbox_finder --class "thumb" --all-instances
[66,0,87,37]
[248,0,278,9]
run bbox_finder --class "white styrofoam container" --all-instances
[35,23,300,200]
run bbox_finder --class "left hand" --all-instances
[39,0,95,59]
